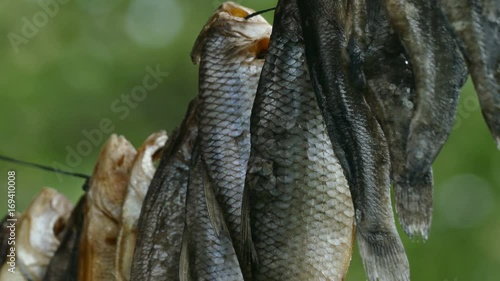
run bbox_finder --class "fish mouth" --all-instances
[191,1,272,64]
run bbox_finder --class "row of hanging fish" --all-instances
[132,0,497,280]
[1,0,497,280]
[0,132,167,281]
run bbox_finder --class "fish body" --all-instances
[78,134,137,281]
[440,0,500,148]
[381,0,467,183]
[191,1,271,258]
[115,131,167,281]
[179,148,243,280]
[296,0,410,280]
[358,0,433,238]
[131,99,199,281]
[43,195,86,281]
[244,1,355,279]
[0,188,72,281]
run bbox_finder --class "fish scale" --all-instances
[297,0,411,279]
[243,1,355,279]
[131,99,198,281]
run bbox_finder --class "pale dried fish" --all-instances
[115,131,167,281]
[43,194,86,281]
[0,188,72,281]
[78,134,137,281]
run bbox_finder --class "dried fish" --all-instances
[440,0,500,148]
[243,0,355,279]
[0,188,72,281]
[191,1,271,263]
[78,134,137,281]
[43,194,86,281]
[358,0,433,238]
[131,99,199,281]
[297,0,410,280]
[179,148,243,280]
[115,131,167,281]
[381,0,467,184]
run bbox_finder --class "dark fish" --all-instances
[358,0,433,238]
[131,99,199,281]
[440,0,500,148]
[179,148,243,280]
[0,188,73,281]
[115,131,167,281]
[381,0,467,183]
[191,1,271,259]
[243,0,355,279]
[43,195,86,281]
[296,0,410,280]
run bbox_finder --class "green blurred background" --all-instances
[0,0,498,280]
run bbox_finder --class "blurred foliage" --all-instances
[0,0,498,280]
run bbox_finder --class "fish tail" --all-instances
[395,169,433,240]
[356,227,410,281]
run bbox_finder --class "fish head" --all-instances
[87,134,137,221]
[191,1,272,64]
[121,131,167,221]
[18,187,73,274]
[130,131,167,186]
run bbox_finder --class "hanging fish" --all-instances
[131,99,199,281]
[191,2,271,264]
[296,0,410,280]
[440,0,500,148]
[115,131,167,281]
[242,0,355,279]
[351,0,433,239]
[381,0,467,184]
[0,188,73,281]
[43,195,86,281]
[78,134,137,281]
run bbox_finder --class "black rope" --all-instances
[245,7,276,20]
[0,155,90,179]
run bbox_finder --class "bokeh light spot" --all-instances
[125,0,183,48]
[437,174,494,228]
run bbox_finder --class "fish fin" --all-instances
[357,229,410,281]
[240,179,258,277]
[201,164,231,238]
[179,226,191,281]
[395,169,433,240]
